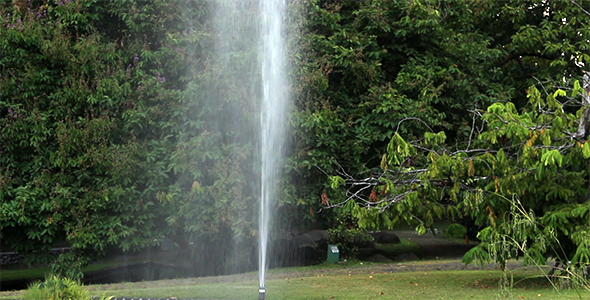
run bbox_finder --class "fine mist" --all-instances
[183,0,290,283]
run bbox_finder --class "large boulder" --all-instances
[271,230,330,267]
[368,254,393,263]
[292,233,316,247]
[354,233,375,249]
[395,252,419,261]
[370,231,401,244]
[292,230,328,249]
[307,230,328,244]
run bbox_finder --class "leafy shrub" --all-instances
[50,251,94,280]
[22,275,111,300]
[327,226,374,259]
[444,223,467,239]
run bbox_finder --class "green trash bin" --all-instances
[327,244,340,263]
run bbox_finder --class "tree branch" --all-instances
[574,71,590,139]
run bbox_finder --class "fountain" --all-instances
[210,0,289,298]
[258,0,288,298]
[258,286,266,300]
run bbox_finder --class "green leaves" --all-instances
[462,243,491,268]
[329,176,345,190]
[387,132,416,165]
[582,142,590,159]
[540,150,563,167]
[553,89,567,98]
[380,154,388,170]
[424,131,446,145]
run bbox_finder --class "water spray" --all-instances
[258,0,288,297]
[258,286,265,300]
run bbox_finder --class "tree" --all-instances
[290,0,571,221]
[296,0,590,252]
[0,0,186,277]
[326,75,590,271]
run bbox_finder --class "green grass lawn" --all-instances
[77,268,589,300]
[0,224,582,300]
[0,266,52,282]
[2,260,590,300]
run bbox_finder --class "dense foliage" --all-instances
[0,0,270,277]
[326,226,373,259]
[328,80,590,270]
[2,0,590,279]
[291,0,505,205]
[0,0,190,276]
[317,0,590,272]
[293,0,590,218]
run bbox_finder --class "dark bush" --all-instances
[327,226,374,259]
[444,223,467,239]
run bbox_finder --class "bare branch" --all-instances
[569,0,590,17]
[396,117,435,133]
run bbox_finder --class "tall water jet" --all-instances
[207,0,289,295]
[259,0,289,296]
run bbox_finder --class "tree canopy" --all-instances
[2,0,590,278]
[314,0,590,270]
[327,79,590,265]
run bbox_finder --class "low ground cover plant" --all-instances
[21,275,111,300]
